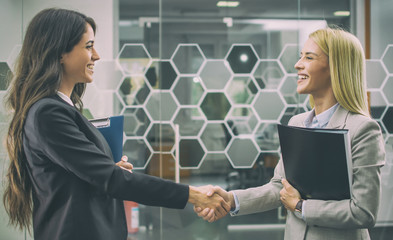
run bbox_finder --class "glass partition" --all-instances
[1,0,392,239]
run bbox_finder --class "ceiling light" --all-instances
[334,11,350,16]
[240,54,248,62]
[217,1,239,7]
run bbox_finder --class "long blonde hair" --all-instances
[308,28,369,117]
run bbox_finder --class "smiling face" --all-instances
[60,23,100,92]
[294,38,332,99]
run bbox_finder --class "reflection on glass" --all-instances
[366,60,387,89]
[173,77,204,105]
[145,61,177,90]
[227,107,258,135]
[200,123,231,151]
[179,139,205,168]
[123,107,151,136]
[200,60,231,90]
[117,44,151,75]
[227,138,259,168]
[226,45,259,74]
[171,44,205,74]
[226,77,257,104]
[200,92,231,120]
[253,91,284,120]
[145,92,178,121]
[123,139,151,169]
[173,108,205,136]
[253,60,284,89]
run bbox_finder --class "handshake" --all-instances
[189,185,235,222]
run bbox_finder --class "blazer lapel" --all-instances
[326,105,350,129]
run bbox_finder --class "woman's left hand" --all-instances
[115,156,133,173]
[280,179,301,211]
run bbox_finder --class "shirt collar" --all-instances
[304,103,339,128]
[57,91,74,106]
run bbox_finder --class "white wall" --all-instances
[0,1,118,239]
[0,0,23,62]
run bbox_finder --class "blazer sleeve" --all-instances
[230,113,308,215]
[231,160,284,215]
[302,118,385,229]
[26,101,189,209]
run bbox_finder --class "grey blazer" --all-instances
[232,106,385,240]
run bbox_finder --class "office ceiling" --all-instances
[119,0,351,20]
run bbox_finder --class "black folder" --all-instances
[90,115,124,163]
[277,124,352,200]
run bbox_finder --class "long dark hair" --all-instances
[3,8,96,231]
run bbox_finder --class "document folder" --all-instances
[90,115,124,163]
[277,124,352,200]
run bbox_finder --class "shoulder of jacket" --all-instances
[344,111,381,135]
[29,96,74,117]
[288,111,309,126]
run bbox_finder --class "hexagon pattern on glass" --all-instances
[0,62,12,90]
[253,91,285,120]
[122,107,151,137]
[123,139,152,169]
[200,122,231,152]
[279,44,299,74]
[383,77,393,104]
[173,107,205,137]
[226,107,258,136]
[226,45,259,74]
[369,90,388,119]
[173,77,204,105]
[227,138,259,168]
[226,77,258,105]
[93,60,123,90]
[145,60,177,90]
[382,45,393,74]
[200,92,231,121]
[253,60,285,89]
[145,92,178,121]
[199,60,231,90]
[147,123,175,153]
[117,44,151,76]
[280,76,308,105]
[366,60,387,89]
[179,139,205,168]
[2,42,393,170]
[171,44,205,74]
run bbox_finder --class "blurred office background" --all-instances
[0,0,392,239]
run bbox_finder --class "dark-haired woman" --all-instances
[3,8,229,240]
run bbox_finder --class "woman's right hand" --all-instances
[115,156,133,173]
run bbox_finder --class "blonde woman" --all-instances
[196,28,386,240]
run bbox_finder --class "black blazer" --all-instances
[23,95,189,240]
